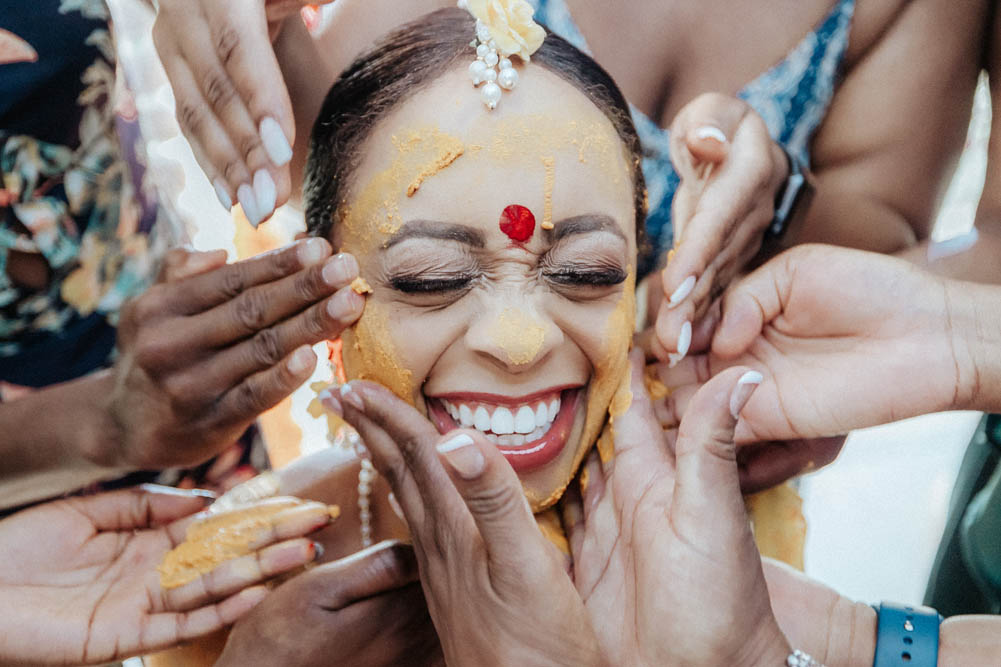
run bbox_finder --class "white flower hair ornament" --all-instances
[457,0,546,110]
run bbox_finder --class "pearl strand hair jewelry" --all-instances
[457,0,545,110]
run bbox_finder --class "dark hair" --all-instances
[304,7,649,271]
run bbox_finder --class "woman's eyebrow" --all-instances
[549,214,626,242]
[383,220,486,249]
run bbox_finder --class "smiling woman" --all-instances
[304,7,648,511]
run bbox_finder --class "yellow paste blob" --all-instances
[341,301,415,403]
[535,507,569,555]
[157,498,340,590]
[407,144,464,197]
[350,277,373,295]
[643,364,671,401]
[492,307,547,365]
[541,156,555,230]
[746,482,807,570]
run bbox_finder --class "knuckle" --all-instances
[202,69,238,111]
[135,332,170,370]
[222,160,245,185]
[271,246,301,276]
[250,327,284,367]
[293,265,326,302]
[234,289,268,332]
[238,134,265,165]
[234,378,268,414]
[162,373,200,408]
[219,265,247,299]
[215,26,240,67]
[177,101,205,136]
[463,482,522,521]
[380,459,412,498]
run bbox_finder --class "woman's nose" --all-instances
[464,304,564,373]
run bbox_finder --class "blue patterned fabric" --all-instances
[530,0,855,274]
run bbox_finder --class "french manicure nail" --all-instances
[237,183,261,228]
[254,169,276,221]
[668,275,696,308]
[213,178,233,211]
[729,370,763,419]
[340,383,365,411]
[319,388,342,416]
[387,492,405,520]
[311,541,325,561]
[298,238,327,266]
[322,253,359,287]
[693,125,727,143]
[436,434,484,479]
[668,320,692,367]
[259,116,293,167]
[288,345,317,374]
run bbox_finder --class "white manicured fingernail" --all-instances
[387,492,405,521]
[436,433,474,453]
[668,275,696,308]
[693,125,727,143]
[254,169,276,222]
[237,183,261,227]
[288,345,316,374]
[340,382,364,411]
[213,178,233,211]
[259,116,293,167]
[729,370,763,419]
[668,321,692,368]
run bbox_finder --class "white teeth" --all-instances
[498,434,514,446]
[459,404,473,427]
[474,406,491,431]
[548,399,560,422]
[445,401,459,420]
[491,406,515,435]
[528,427,543,441]
[485,433,499,444]
[511,434,525,446]
[514,406,536,434]
[535,403,548,428]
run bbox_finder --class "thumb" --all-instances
[434,430,550,570]
[671,367,762,545]
[712,253,792,358]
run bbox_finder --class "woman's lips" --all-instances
[426,388,583,473]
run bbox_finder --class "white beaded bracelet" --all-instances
[787,649,825,666]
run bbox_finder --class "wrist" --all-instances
[824,597,877,667]
[73,371,129,468]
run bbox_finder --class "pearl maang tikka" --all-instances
[467,20,519,110]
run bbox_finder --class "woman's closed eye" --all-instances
[389,271,477,294]
[542,264,626,287]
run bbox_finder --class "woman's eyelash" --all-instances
[543,267,626,286]
[389,274,475,293]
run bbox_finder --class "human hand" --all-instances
[101,239,364,470]
[328,382,602,667]
[217,540,443,667]
[152,0,334,226]
[658,244,974,444]
[564,351,790,666]
[654,93,789,366]
[0,486,327,665]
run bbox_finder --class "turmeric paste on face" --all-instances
[491,307,547,366]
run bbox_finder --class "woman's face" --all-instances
[335,64,636,511]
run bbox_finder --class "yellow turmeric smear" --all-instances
[541,156,556,230]
[535,507,569,555]
[643,364,671,401]
[157,498,340,590]
[350,277,373,295]
[491,308,546,365]
[407,144,464,197]
[342,301,415,403]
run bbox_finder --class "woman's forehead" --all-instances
[340,65,635,248]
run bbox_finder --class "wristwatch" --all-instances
[767,144,815,241]
[872,602,942,667]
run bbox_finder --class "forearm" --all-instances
[896,217,1001,286]
[0,371,131,509]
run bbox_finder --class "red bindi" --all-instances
[499,205,536,243]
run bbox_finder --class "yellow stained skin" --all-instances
[491,307,547,366]
[350,277,373,295]
[541,156,555,229]
[342,301,414,402]
[157,499,340,590]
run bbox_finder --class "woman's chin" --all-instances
[425,385,590,506]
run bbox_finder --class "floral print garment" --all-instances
[1,0,165,387]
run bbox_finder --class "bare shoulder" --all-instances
[845,0,988,67]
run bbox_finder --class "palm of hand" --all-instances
[0,500,175,665]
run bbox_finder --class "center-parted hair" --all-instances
[304,7,649,272]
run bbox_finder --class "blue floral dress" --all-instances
[530,0,856,277]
